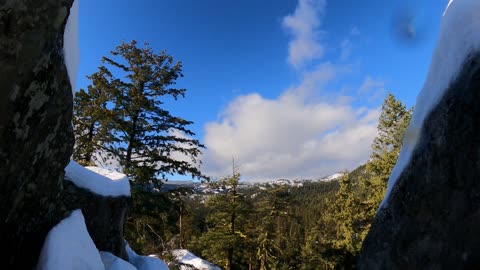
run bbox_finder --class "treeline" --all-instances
[123,93,412,269]
[73,40,413,269]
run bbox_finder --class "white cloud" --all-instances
[202,64,380,180]
[359,76,386,102]
[360,76,385,93]
[201,1,383,181]
[282,0,327,68]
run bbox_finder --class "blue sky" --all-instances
[77,0,449,180]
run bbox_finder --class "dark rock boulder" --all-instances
[64,180,131,260]
[0,0,74,268]
[359,52,480,269]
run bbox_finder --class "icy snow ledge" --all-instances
[171,249,221,270]
[125,242,169,270]
[101,251,137,270]
[64,0,79,92]
[65,160,131,197]
[380,0,480,209]
[36,210,104,270]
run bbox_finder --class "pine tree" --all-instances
[254,186,290,270]
[301,173,358,269]
[364,92,412,216]
[73,40,206,184]
[300,94,412,269]
[168,187,194,249]
[368,93,412,180]
[194,171,251,270]
[72,85,111,166]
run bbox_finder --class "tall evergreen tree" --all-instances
[301,94,412,269]
[254,186,290,270]
[368,93,412,179]
[194,171,251,270]
[302,173,358,269]
[73,40,206,184]
[364,92,412,216]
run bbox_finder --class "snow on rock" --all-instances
[65,160,131,197]
[380,0,480,209]
[36,210,104,270]
[101,251,137,270]
[171,249,221,270]
[64,0,79,91]
[125,242,169,270]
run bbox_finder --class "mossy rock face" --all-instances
[359,53,480,269]
[0,0,74,268]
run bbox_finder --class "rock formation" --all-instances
[358,50,480,270]
[64,180,131,260]
[359,1,480,269]
[0,0,75,268]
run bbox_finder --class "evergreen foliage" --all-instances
[72,86,111,166]
[124,188,179,254]
[73,40,206,184]
[120,91,412,270]
[72,64,413,269]
[364,92,413,218]
[192,172,251,270]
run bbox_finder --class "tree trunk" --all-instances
[125,114,138,166]
[179,204,183,249]
[227,248,233,270]
[260,254,266,270]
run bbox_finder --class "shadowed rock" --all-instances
[64,180,131,260]
[359,52,480,269]
[0,0,74,268]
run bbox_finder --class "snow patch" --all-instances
[36,210,104,270]
[380,0,480,209]
[125,242,169,270]
[171,249,221,270]
[321,172,345,181]
[65,160,131,197]
[64,0,79,92]
[101,251,137,270]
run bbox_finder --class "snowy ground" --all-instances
[36,210,105,270]
[125,243,169,270]
[101,252,136,270]
[171,249,221,270]
[37,158,172,269]
[36,210,170,270]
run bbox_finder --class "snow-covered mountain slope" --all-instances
[160,172,345,194]
[265,173,345,187]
